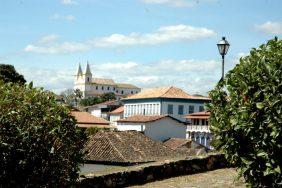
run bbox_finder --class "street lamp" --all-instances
[217,37,230,79]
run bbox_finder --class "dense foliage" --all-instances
[79,92,116,106]
[0,64,26,84]
[0,82,86,187]
[208,38,281,187]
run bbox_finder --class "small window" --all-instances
[107,86,110,90]
[116,90,118,93]
[189,106,194,114]
[121,90,124,94]
[96,86,98,90]
[199,106,204,112]
[131,91,133,94]
[167,104,173,115]
[178,105,184,115]
[113,87,116,91]
[101,86,104,90]
[87,77,90,82]
[202,119,205,125]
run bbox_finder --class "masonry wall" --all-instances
[79,153,228,188]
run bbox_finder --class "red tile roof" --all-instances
[118,115,166,123]
[185,111,210,119]
[163,138,208,155]
[164,138,205,150]
[109,106,124,114]
[83,130,179,164]
[123,86,210,100]
[71,111,110,128]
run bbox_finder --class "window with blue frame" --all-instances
[167,104,173,114]
[189,105,194,114]
[178,105,184,115]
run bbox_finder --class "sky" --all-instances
[0,0,281,95]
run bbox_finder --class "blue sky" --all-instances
[0,0,281,94]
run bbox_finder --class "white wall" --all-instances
[144,117,187,141]
[109,114,123,126]
[116,88,140,95]
[124,102,161,117]
[90,108,101,117]
[116,122,145,131]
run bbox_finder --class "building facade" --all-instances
[122,86,210,122]
[117,115,187,141]
[185,111,212,149]
[74,63,141,98]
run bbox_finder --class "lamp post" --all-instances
[217,37,230,79]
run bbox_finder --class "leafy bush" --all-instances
[208,38,282,187]
[0,82,86,187]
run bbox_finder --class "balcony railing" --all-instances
[187,125,210,132]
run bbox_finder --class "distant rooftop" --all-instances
[185,110,210,119]
[123,86,210,100]
[117,115,184,124]
[109,106,124,114]
[83,130,177,164]
[71,111,110,128]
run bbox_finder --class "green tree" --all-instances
[208,38,282,187]
[0,82,86,187]
[101,92,116,101]
[79,96,103,106]
[0,64,26,84]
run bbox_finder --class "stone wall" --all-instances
[79,153,227,188]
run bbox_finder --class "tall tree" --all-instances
[208,37,282,187]
[0,64,26,84]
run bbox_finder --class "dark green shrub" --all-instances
[0,64,26,84]
[208,38,282,187]
[0,82,86,187]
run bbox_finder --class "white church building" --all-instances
[74,63,141,98]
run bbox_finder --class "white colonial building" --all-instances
[122,86,210,122]
[74,63,141,98]
[117,115,187,141]
[185,111,212,149]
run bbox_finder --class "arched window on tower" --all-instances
[87,77,90,82]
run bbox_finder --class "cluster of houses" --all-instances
[71,64,213,164]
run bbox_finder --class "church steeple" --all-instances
[76,63,82,78]
[85,61,92,75]
[84,61,92,83]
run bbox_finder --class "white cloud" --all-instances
[255,21,282,35]
[23,24,215,54]
[90,58,239,95]
[18,56,240,95]
[60,0,76,5]
[24,42,90,54]
[51,13,75,21]
[140,0,217,7]
[98,62,139,70]
[38,34,59,44]
[18,68,75,94]
[92,24,216,47]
